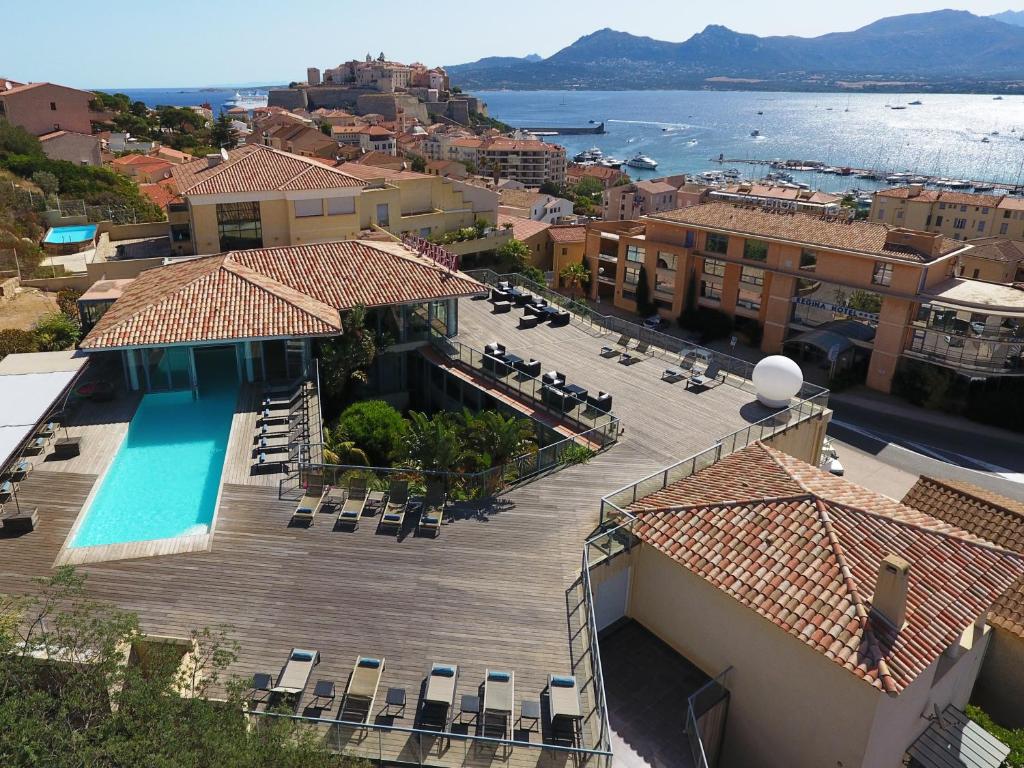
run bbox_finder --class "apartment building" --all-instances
[871,186,1024,241]
[710,182,842,213]
[956,237,1024,282]
[110,153,174,183]
[247,123,336,158]
[0,80,93,135]
[603,176,704,221]
[498,189,574,224]
[424,133,567,186]
[169,144,497,256]
[565,163,627,188]
[584,201,1024,393]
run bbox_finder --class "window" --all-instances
[700,279,722,302]
[960,205,967,212]
[736,287,762,311]
[705,232,729,255]
[953,218,967,230]
[216,202,263,250]
[1000,223,1009,235]
[49,101,56,110]
[657,251,677,271]
[977,220,986,232]
[623,265,640,285]
[327,196,355,215]
[1004,210,1012,219]
[973,269,980,279]
[703,257,726,277]
[799,249,817,272]
[872,262,893,287]
[935,215,943,226]
[939,202,947,210]
[742,239,768,262]
[626,244,645,263]
[293,199,322,218]
[170,223,191,242]
[896,209,904,219]
[376,203,390,227]
[982,207,990,214]
[684,231,695,248]
[561,247,568,256]
[740,266,765,286]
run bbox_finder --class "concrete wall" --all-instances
[40,131,101,166]
[22,256,165,292]
[628,545,879,768]
[972,627,1024,728]
[0,84,92,135]
[107,221,171,240]
[761,407,830,466]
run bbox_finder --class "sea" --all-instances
[479,90,1024,194]
[109,86,1024,194]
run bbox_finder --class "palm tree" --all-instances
[323,426,370,466]
[560,261,591,298]
[402,411,466,475]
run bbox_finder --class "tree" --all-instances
[560,261,591,298]
[56,288,82,319]
[32,313,80,351]
[495,238,531,273]
[210,114,237,149]
[316,305,378,405]
[334,401,407,466]
[457,409,534,470]
[635,264,655,316]
[0,120,43,157]
[323,426,371,466]
[402,411,465,474]
[539,181,564,197]
[409,155,426,173]
[30,171,58,196]
[0,568,354,767]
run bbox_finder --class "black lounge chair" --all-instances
[586,391,613,413]
[541,371,566,388]
[514,358,541,378]
[550,309,570,326]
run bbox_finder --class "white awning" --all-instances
[0,351,88,472]
[907,706,1010,768]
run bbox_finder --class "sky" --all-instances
[3,0,1022,88]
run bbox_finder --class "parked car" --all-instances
[643,315,667,330]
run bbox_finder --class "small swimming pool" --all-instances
[43,224,98,244]
[71,349,238,549]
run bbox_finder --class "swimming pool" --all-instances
[71,350,238,549]
[43,224,98,244]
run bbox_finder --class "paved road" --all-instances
[827,400,1024,503]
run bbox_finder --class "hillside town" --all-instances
[3,30,1024,768]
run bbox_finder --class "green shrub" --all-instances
[967,705,1024,767]
[334,400,407,466]
[560,443,595,466]
[33,312,80,351]
[0,328,39,361]
[56,287,82,318]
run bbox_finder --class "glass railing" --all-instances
[248,710,613,767]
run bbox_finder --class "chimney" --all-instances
[205,153,223,169]
[871,554,911,630]
[907,184,924,198]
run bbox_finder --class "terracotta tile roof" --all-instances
[172,145,363,196]
[111,154,174,173]
[650,201,962,262]
[497,213,550,242]
[717,183,841,205]
[548,225,587,244]
[964,237,1024,264]
[81,240,485,350]
[901,476,1024,640]
[499,189,542,210]
[635,180,678,195]
[875,187,942,201]
[627,442,1024,693]
[138,178,181,209]
[877,186,1014,209]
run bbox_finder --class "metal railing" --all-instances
[686,668,732,768]
[430,335,620,442]
[467,268,830,405]
[247,709,614,767]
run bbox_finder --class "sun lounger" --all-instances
[418,480,446,537]
[272,648,320,696]
[38,421,57,440]
[483,670,515,739]
[662,368,684,382]
[599,345,620,358]
[678,352,698,372]
[634,341,650,355]
[421,662,459,729]
[615,334,630,348]
[336,478,367,529]
[0,480,12,501]
[548,674,583,745]
[689,361,723,390]
[341,656,385,723]
[23,436,47,455]
[291,485,327,526]
[10,460,32,481]
[378,479,409,533]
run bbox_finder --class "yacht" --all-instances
[224,90,268,110]
[908,100,923,106]
[722,168,742,180]
[994,96,1004,101]
[750,129,761,137]
[573,147,604,163]
[626,153,658,170]
[981,136,991,144]
[757,110,763,115]
[973,182,995,192]
[599,157,624,169]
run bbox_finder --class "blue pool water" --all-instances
[72,350,238,548]
[43,224,98,244]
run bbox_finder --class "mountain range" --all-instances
[447,10,1024,92]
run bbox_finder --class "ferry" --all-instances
[224,90,268,110]
[626,153,658,170]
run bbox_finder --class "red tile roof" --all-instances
[497,213,550,242]
[650,201,962,262]
[627,442,1024,694]
[81,240,485,350]
[138,178,181,209]
[172,145,364,196]
[901,476,1024,640]
[548,225,586,244]
[111,154,174,173]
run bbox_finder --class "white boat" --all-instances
[626,153,658,170]
[908,100,923,106]
[750,129,761,137]
[573,147,604,163]
[224,90,268,110]
[973,183,994,192]
[981,137,991,144]
[599,157,624,169]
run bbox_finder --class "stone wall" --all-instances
[267,88,308,111]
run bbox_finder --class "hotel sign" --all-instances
[792,296,879,322]
[402,234,459,272]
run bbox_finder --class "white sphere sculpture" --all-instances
[752,355,803,408]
